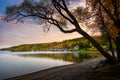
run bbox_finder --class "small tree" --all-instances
[4,0,115,63]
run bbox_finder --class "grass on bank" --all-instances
[74,49,102,59]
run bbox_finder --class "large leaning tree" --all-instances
[4,0,117,63]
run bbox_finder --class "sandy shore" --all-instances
[6,57,105,80]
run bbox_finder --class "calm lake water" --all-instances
[0,51,84,80]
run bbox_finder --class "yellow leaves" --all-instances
[102,46,107,50]
[67,42,73,48]
[88,47,97,51]
[109,26,119,39]
[89,53,102,58]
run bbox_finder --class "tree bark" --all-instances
[107,33,115,60]
[76,26,115,63]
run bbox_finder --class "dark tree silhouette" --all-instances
[4,0,115,63]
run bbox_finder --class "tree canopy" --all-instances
[86,0,120,62]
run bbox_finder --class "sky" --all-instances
[0,0,86,48]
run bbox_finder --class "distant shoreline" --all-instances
[0,50,72,54]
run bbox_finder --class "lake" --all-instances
[0,51,84,80]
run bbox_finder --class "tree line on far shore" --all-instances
[1,36,114,51]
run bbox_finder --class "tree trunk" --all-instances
[115,20,120,62]
[116,33,120,62]
[107,33,115,60]
[76,27,115,63]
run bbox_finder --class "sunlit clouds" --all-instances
[69,0,86,9]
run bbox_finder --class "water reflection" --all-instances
[0,53,73,80]
[0,51,101,80]
[16,53,89,63]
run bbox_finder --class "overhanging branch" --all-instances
[52,0,74,24]
[52,0,81,30]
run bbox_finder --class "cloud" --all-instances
[69,0,86,9]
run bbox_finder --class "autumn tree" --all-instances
[4,0,115,63]
[85,0,120,62]
[74,3,116,59]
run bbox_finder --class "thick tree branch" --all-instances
[52,0,80,29]
[55,22,77,33]
[47,17,77,33]
[52,1,74,24]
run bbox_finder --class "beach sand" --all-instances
[6,57,105,80]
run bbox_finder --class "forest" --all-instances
[1,36,113,51]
